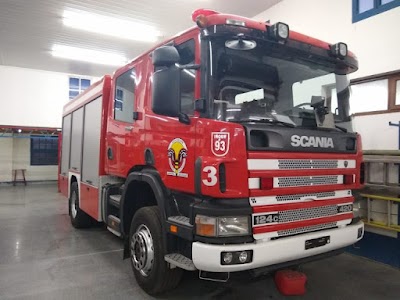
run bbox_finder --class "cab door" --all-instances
[106,64,143,177]
[146,34,201,194]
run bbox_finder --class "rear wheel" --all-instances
[129,206,182,295]
[69,182,92,228]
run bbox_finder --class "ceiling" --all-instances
[0,0,281,77]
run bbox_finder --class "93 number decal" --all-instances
[202,166,217,186]
[214,140,226,152]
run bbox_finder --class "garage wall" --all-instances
[0,65,100,182]
[0,65,69,128]
[0,137,58,183]
[13,138,58,181]
[0,136,13,182]
[353,112,400,150]
[0,65,100,128]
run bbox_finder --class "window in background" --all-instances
[69,77,91,100]
[30,136,59,166]
[358,0,375,13]
[353,0,400,22]
[395,80,400,105]
[350,79,388,114]
[114,69,135,123]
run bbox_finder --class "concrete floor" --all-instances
[1,184,400,300]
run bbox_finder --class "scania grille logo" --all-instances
[291,135,334,148]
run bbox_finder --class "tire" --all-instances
[69,182,92,228]
[129,206,183,295]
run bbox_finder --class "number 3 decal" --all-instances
[202,166,217,186]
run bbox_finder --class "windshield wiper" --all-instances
[231,118,295,128]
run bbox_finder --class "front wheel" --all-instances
[129,206,182,295]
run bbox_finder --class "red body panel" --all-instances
[80,182,99,220]
[59,175,68,197]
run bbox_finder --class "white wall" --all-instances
[254,0,400,79]
[353,112,400,150]
[0,66,68,128]
[0,65,100,128]
[0,65,99,182]
[0,137,13,182]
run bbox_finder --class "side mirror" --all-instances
[152,46,180,67]
[152,65,181,117]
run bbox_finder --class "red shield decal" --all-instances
[211,132,230,157]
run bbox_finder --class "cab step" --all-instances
[109,194,121,208]
[165,253,196,271]
[107,215,121,237]
[168,216,192,227]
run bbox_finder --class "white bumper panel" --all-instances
[192,222,363,272]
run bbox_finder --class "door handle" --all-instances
[125,126,133,131]
[107,147,113,160]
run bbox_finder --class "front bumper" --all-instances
[192,221,364,272]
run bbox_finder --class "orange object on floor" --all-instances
[274,269,307,296]
[12,169,27,186]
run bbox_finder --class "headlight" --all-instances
[195,215,250,237]
[218,216,249,236]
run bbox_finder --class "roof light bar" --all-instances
[63,10,160,42]
[51,45,127,66]
[226,19,246,27]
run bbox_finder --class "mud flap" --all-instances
[123,237,130,259]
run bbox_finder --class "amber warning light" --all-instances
[192,8,219,28]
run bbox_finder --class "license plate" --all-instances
[305,236,330,250]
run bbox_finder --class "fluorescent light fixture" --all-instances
[51,44,127,66]
[63,9,160,42]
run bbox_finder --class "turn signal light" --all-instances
[170,225,178,233]
[195,215,216,237]
[343,174,354,185]
[261,177,273,190]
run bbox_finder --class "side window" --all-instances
[114,69,136,123]
[176,40,195,115]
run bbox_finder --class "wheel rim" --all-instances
[131,224,154,277]
[70,191,78,219]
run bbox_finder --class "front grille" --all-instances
[278,159,339,170]
[277,222,337,237]
[278,205,338,223]
[277,175,340,187]
[276,191,336,202]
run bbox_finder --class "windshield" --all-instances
[208,38,352,131]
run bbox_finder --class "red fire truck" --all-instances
[59,9,364,294]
